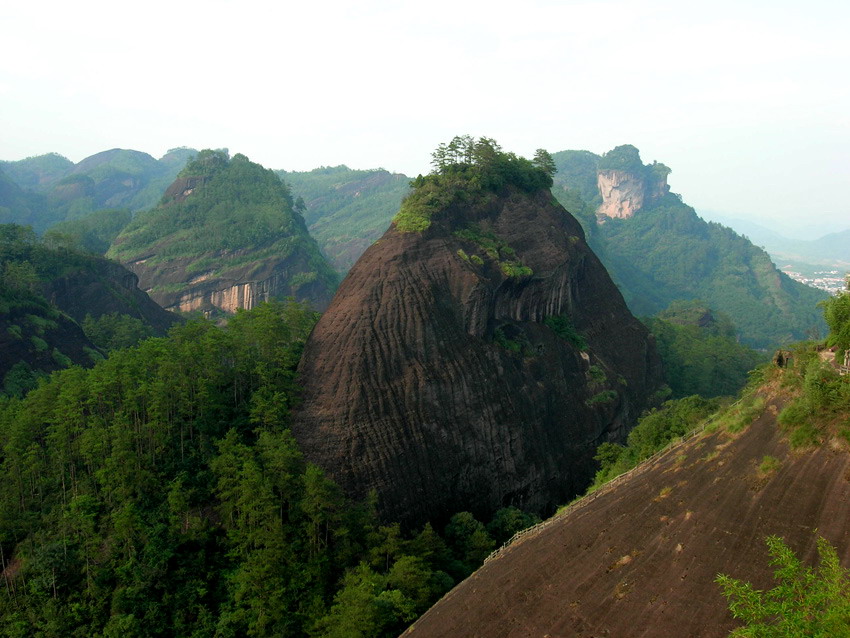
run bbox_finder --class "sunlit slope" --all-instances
[405,370,850,637]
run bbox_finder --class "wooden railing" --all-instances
[484,402,737,563]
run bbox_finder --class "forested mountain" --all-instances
[0,148,195,233]
[294,137,662,527]
[0,166,48,231]
[278,165,410,271]
[645,300,765,398]
[0,153,73,191]
[45,208,134,255]
[108,151,339,314]
[550,145,827,349]
[0,300,541,636]
[0,224,178,396]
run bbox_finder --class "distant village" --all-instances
[781,267,848,294]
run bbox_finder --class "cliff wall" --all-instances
[293,187,662,527]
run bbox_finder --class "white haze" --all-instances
[1,0,848,236]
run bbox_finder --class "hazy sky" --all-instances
[3,0,848,236]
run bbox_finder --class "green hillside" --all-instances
[1,149,195,233]
[551,146,827,349]
[278,165,409,271]
[0,166,48,230]
[0,300,538,636]
[0,224,178,396]
[0,153,73,191]
[109,151,338,313]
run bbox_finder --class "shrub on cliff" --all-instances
[716,535,850,637]
[394,137,553,232]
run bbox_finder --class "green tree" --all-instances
[821,276,850,352]
[716,535,850,637]
[532,148,557,178]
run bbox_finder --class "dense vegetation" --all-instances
[0,301,538,636]
[0,167,48,232]
[645,300,765,398]
[0,153,73,192]
[769,280,850,448]
[107,151,338,303]
[393,137,555,233]
[0,224,177,396]
[717,535,850,637]
[0,225,103,392]
[551,146,827,349]
[278,166,410,272]
[1,149,194,234]
[45,209,133,255]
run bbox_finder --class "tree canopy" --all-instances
[394,137,554,233]
[0,301,537,635]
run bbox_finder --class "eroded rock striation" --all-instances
[293,183,663,527]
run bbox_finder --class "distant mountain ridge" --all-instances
[699,213,850,267]
[0,148,196,232]
[278,165,410,271]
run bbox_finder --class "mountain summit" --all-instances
[551,145,827,348]
[107,150,338,314]
[293,138,663,527]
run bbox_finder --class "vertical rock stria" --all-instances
[293,186,662,527]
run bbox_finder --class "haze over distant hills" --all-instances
[278,165,410,271]
[0,143,831,348]
[0,148,196,232]
[697,211,850,268]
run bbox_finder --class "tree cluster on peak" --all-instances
[394,137,556,233]
[426,135,555,190]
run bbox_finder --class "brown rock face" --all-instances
[404,395,850,637]
[293,188,662,527]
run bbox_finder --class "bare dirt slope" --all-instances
[404,396,850,637]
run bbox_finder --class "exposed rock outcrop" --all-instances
[131,251,334,314]
[293,186,662,527]
[596,166,669,220]
[404,391,850,637]
[596,169,646,219]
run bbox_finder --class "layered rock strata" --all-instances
[293,187,662,527]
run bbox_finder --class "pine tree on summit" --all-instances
[533,149,557,178]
